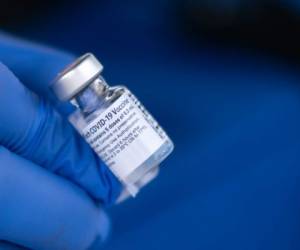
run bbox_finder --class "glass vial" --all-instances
[51,53,174,198]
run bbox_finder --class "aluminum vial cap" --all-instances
[51,53,104,101]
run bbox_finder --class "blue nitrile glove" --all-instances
[0,32,122,250]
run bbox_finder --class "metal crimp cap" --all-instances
[51,53,104,101]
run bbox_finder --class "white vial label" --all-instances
[82,90,166,181]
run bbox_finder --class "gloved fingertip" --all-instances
[88,209,111,250]
[88,236,104,250]
[98,208,111,242]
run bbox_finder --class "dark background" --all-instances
[2,1,300,249]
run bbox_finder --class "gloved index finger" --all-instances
[0,32,122,204]
[0,60,122,205]
[0,32,74,103]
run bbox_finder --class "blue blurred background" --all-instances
[3,1,300,249]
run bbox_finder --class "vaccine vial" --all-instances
[51,53,174,198]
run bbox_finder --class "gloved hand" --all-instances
[0,32,122,250]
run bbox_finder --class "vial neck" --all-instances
[71,76,109,117]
